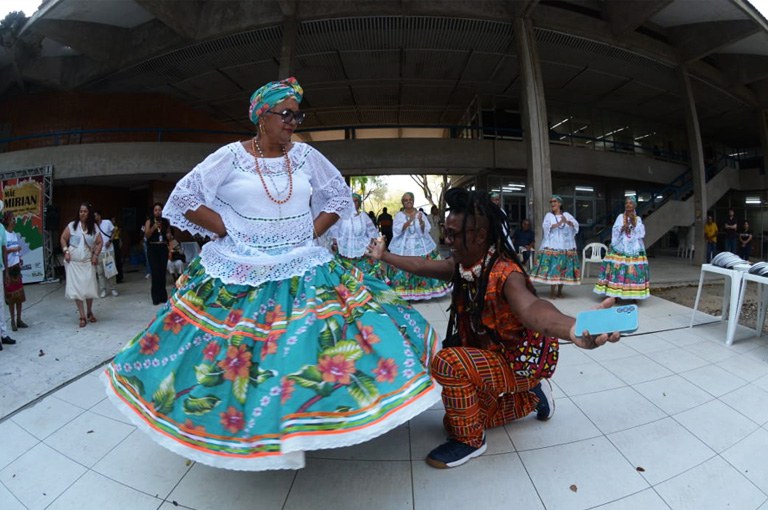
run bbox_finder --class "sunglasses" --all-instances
[264,109,306,125]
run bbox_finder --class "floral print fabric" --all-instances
[385,250,451,301]
[103,257,440,470]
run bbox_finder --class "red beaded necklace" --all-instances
[251,137,294,205]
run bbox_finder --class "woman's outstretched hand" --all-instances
[367,237,386,260]
[569,297,622,349]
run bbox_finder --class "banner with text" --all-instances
[1,175,45,283]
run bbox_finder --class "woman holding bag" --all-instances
[3,210,26,331]
[61,203,102,327]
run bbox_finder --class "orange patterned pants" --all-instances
[430,347,540,448]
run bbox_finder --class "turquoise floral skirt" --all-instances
[335,254,389,283]
[385,250,452,301]
[593,250,650,299]
[529,248,581,285]
[102,257,440,471]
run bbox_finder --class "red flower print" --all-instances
[202,341,221,361]
[354,324,380,354]
[264,305,286,326]
[217,344,253,381]
[220,406,245,433]
[280,377,295,404]
[163,312,186,334]
[226,309,244,327]
[261,331,281,358]
[139,333,160,355]
[317,354,356,385]
[180,419,206,435]
[335,284,352,302]
[373,358,398,383]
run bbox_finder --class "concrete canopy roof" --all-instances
[2,0,768,147]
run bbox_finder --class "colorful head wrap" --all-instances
[248,77,304,125]
[352,193,362,202]
[551,195,563,204]
[489,192,500,199]
[626,195,637,206]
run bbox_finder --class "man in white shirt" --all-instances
[0,200,16,349]
[94,210,118,297]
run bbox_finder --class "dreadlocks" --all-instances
[444,188,531,341]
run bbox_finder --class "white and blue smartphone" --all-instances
[574,305,638,336]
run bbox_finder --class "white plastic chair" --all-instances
[581,242,608,278]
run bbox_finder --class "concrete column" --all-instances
[514,18,552,247]
[678,66,707,265]
[278,16,297,79]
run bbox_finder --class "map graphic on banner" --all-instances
[1,176,45,283]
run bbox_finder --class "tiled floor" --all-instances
[2,272,768,509]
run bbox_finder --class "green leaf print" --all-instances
[122,375,145,396]
[340,273,359,293]
[183,289,204,308]
[249,363,277,386]
[336,405,352,412]
[216,287,238,308]
[195,363,223,387]
[347,371,379,406]
[288,366,335,397]
[183,395,221,415]
[290,275,301,297]
[230,334,246,347]
[372,287,409,306]
[152,373,176,414]
[233,375,249,404]
[319,325,335,351]
[196,280,215,302]
[321,340,364,361]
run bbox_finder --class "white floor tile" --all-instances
[684,339,740,363]
[412,453,544,510]
[722,428,768,494]
[582,341,639,362]
[571,386,666,434]
[11,396,83,440]
[621,333,675,354]
[591,488,674,510]
[47,470,163,510]
[634,375,714,415]
[0,419,39,470]
[519,436,648,510]
[44,411,135,467]
[92,430,192,498]
[0,443,86,510]
[0,482,25,510]
[608,417,715,485]
[662,328,708,348]
[89,397,136,425]
[308,423,410,461]
[756,373,768,393]
[553,344,592,367]
[508,398,601,451]
[679,364,748,397]
[655,456,766,510]
[551,360,626,397]
[53,375,108,410]
[719,383,768,426]
[285,458,412,510]
[674,399,759,453]
[605,354,674,385]
[168,461,295,510]
[717,354,768,382]
[645,347,710,374]
[746,345,768,364]
[409,410,513,461]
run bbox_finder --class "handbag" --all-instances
[102,250,118,279]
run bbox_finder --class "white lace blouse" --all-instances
[163,142,354,286]
[328,212,379,258]
[540,212,579,250]
[388,211,436,256]
[610,213,646,255]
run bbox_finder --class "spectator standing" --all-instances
[739,220,753,261]
[94,210,118,297]
[512,218,536,266]
[377,207,394,247]
[3,211,26,331]
[61,202,102,327]
[111,215,124,283]
[704,215,718,263]
[724,208,738,253]
[145,203,171,305]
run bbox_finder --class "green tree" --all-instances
[350,176,387,213]
[409,174,452,213]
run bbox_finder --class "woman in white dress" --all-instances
[529,195,581,298]
[60,203,102,327]
[428,205,442,246]
[387,192,451,300]
[327,193,383,277]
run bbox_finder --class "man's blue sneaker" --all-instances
[531,379,555,421]
[426,438,487,469]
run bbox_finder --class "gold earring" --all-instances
[259,123,265,135]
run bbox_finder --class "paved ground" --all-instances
[2,257,768,510]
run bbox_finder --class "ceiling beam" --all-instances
[134,0,204,40]
[32,19,129,63]
[714,54,768,86]
[603,0,673,37]
[669,20,762,64]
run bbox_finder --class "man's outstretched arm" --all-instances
[367,239,454,281]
